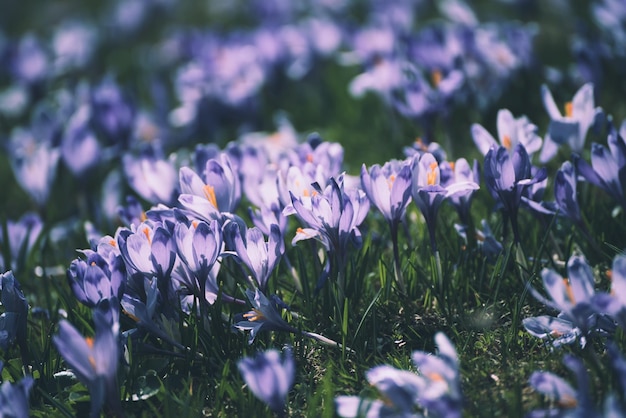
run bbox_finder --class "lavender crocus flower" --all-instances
[592,253,626,329]
[411,153,478,253]
[179,154,242,221]
[471,108,542,156]
[53,309,121,418]
[8,126,60,206]
[123,149,178,206]
[523,253,615,348]
[0,271,28,351]
[336,332,462,418]
[0,212,42,273]
[284,176,369,285]
[90,76,135,146]
[361,160,412,227]
[238,347,295,416]
[483,144,547,243]
[575,127,626,209]
[233,288,297,344]
[539,83,603,163]
[440,158,480,225]
[527,355,597,417]
[61,104,101,176]
[0,366,34,418]
[66,250,125,309]
[224,222,284,291]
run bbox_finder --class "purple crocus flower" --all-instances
[90,76,135,146]
[61,104,101,176]
[592,253,626,330]
[179,154,242,221]
[0,271,28,351]
[471,108,542,156]
[53,309,122,417]
[123,149,178,206]
[238,347,295,416]
[411,153,479,253]
[575,127,626,209]
[8,126,60,206]
[539,83,603,163]
[224,222,284,291]
[0,212,42,273]
[66,250,125,309]
[527,355,597,417]
[360,160,412,227]
[233,288,297,344]
[483,144,547,242]
[440,158,480,225]
[0,365,34,418]
[284,176,369,285]
[523,253,615,347]
[336,332,462,418]
[554,161,582,224]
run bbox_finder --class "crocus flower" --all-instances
[179,153,242,221]
[523,253,616,347]
[238,347,295,416]
[284,176,369,288]
[440,158,480,225]
[592,253,626,330]
[53,309,121,418]
[575,127,626,209]
[8,126,60,206]
[471,108,542,156]
[0,271,28,351]
[0,212,42,273]
[336,332,462,418]
[527,355,597,417]
[224,222,284,291]
[483,144,547,242]
[539,83,603,162]
[123,149,178,206]
[0,366,34,418]
[90,76,135,146]
[411,153,479,252]
[233,288,297,344]
[61,104,101,176]
[66,250,125,309]
[360,160,412,227]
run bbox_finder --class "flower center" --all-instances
[564,101,573,118]
[562,278,575,304]
[502,134,512,149]
[243,308,266,322]
[431,69,442,88]
[427,162,438,186]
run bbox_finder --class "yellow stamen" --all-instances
[431,70,442,87]
[303,189,310,197]
[427,162,438,186]
[243,308,265,322]
[140,211,147,222]
[502,134,512,150]
[448,161,455,171]
[203,185,218,210]
[563,278,575,304]
[415,138,428,151]
[565,101,573,118]
[387,174,396,190]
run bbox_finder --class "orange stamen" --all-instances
[558,395,578,409]
[85,337,94,349]
[427,162,438,185]
[565,101,573,118]
[431,70,442,87]
[140,211,147,222]
[192,220,199,229]
[427,372,445,382]
[142,226,151,244]
[243,308,265,322]
[109,239,117,247]
[306,153,314,163]
[387,174,396,190]
[502,134,512,149]
[203,185,218,209]
[448,161,455,171]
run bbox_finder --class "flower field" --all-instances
[1,0,626,416]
